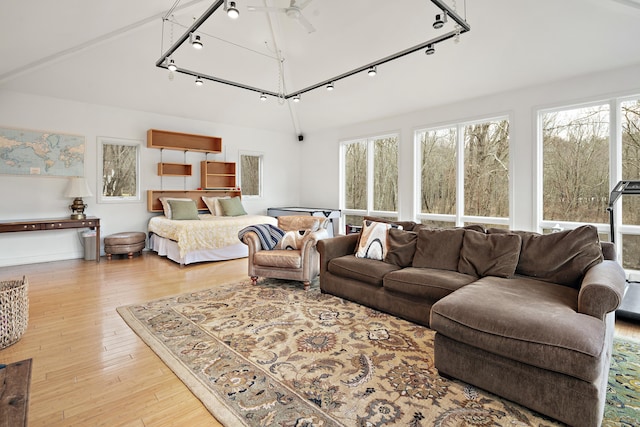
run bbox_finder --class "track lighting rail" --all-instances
[156,0,470,101]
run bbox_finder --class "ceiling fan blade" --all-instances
[296,14,316,33]
[296,0,313,10]
[247,6,287,12]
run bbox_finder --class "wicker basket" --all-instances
[0,276,29,349]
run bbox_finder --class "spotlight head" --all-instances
[195,77,203,86]
[293,94,301,103]
[433,12,447,29]
[260,93,267,101]
[191,34,203,49]
[167,58,177,71]
[326,82,334,91]
[227,1,239,19]
[367,66,377,76]
[425,44,435,55]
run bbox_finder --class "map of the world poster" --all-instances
[0,127,85,176]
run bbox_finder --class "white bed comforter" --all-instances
[148,214,277,258]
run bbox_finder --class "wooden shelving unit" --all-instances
[201,161,236,189]
[157,162,192,176]
[147,129,222,153]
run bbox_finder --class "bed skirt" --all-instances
[149,233,248,265]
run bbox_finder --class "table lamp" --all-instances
[64,177,93,219]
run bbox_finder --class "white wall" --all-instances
[300,63,640,232]
[0,90,300,267]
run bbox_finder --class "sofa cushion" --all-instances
[384,267,476,300]
[355,220,399,261]
[384,228,418,267]
[254,250,302,269]
[328,254,401,286]
[458,230,521,278]
[412,228,465,271]
[488,225,603,288]
[430,276,606,383]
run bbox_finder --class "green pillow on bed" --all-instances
[167,199,200,220]
[219,197,247,216]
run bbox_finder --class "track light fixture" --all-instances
[190,33,203,49]
[433,12,447,29]
[226,1,239,19]
[156,1,471,101]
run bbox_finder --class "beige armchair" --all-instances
[241,216,330,290]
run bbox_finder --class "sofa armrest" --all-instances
[241,232,264,254]
[578,260,626,320]
[298,229,330,257]
[318,234,359,274]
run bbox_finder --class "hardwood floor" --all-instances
[1,253,639,426]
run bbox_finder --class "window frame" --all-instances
[536,94,640,268]
[339,132,400,226]
[414,114,511,228]
[96,136,141,203]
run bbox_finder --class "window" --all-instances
[621,98,640,269]
[541,104,610,224]
[97,137,141,203]
[416,117,510,227]
[239,153,263,197]
[539,95,640,270]
[341,134,398,227]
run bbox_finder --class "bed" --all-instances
[147,190,277,265]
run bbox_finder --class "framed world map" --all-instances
[0,127,85,177]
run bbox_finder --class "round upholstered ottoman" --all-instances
[104,232,146,260]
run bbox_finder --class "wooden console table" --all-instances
[0,217,100,263]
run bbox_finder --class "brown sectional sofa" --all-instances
[317,220,626,427]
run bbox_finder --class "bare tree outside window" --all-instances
[621,98,640,268]
[344,140,367,210]
[240,153,262,197]
[464,120,509,217]
[373,137,398,212]
[419,128,456,214]
[98,137,140,202]
[542,105,609,223]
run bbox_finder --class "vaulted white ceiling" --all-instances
[2,0,640,136]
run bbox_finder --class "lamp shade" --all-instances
[64,177,93,198]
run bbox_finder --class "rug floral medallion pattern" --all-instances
[118,279,638,427]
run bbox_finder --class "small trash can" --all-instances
[82,230,97,261]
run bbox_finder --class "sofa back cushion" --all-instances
[384,228,418,267]
[458,230,522,278]
[364,216,417,231]
[412,228,465,271]
[487,225,604,288]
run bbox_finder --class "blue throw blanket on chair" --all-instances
[238,224,285,250]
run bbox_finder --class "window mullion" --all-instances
[456,124,465,227]
[367,138,375,214]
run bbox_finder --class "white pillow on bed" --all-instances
[202,196,230,216]
[159,197,192,219]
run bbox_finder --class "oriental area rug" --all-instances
[117,279,640,427]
